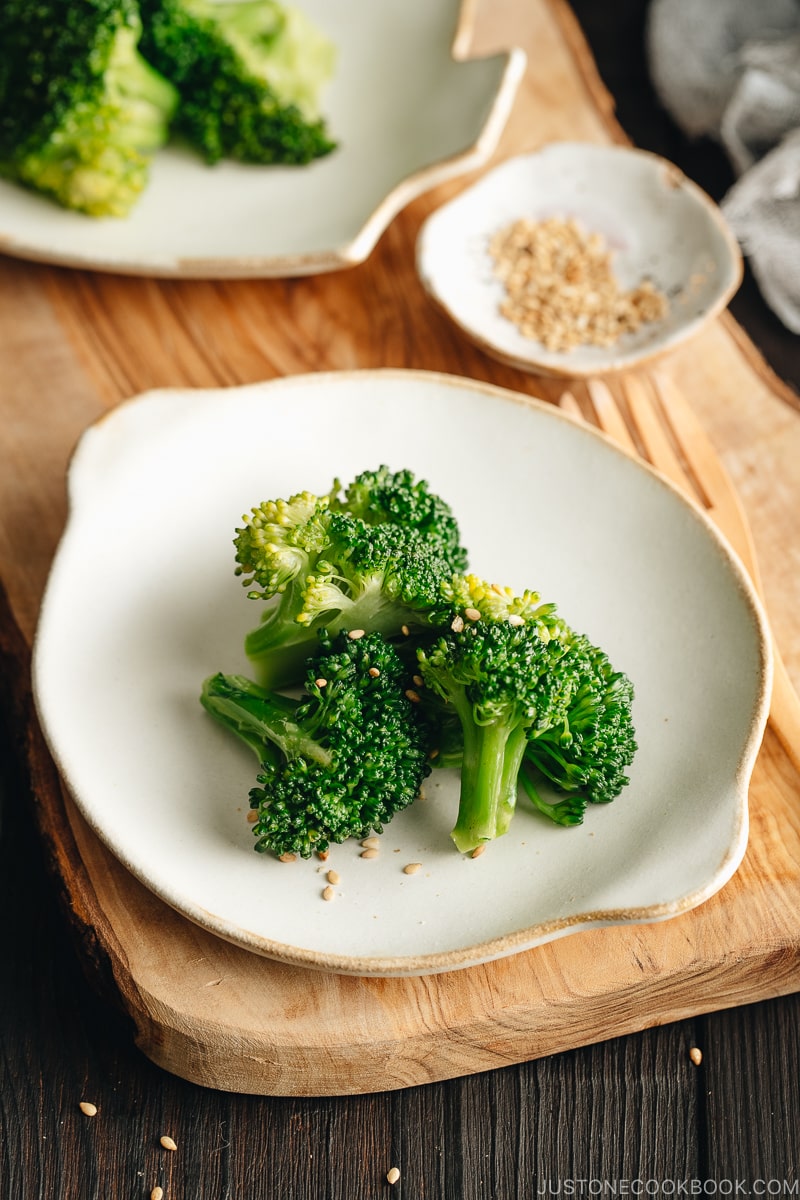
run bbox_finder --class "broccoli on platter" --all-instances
[233,470,468,690]
[330,466,469,573]
[416,586,573,856]
[521,633,637,817]
[138,0,336,165]
[0,0,178,217]
[416,576,636,854]
[201,630,432,859]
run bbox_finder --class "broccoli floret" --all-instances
[416,578,575,855]
[138,0,336,165]
[233,477,467,690]
[330,466,469,574]
[201,630,432,859]
[0,0,177,217]
[416,575,637,852]
[522,634,637,810]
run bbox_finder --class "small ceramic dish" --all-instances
[31,370,771,977]
[0,0,524,279]
[416,142,743,378]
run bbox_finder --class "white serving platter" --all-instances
[0,0,524,278]
[32,370,771,975]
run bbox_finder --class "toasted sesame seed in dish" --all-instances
[416,142,742,378]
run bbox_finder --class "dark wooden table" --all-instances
[2,3,798,1196]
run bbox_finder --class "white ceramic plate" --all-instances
[32,370,771,976]
[0,1,523,279]
[417,142,743,377]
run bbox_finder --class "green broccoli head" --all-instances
[233,475,468,690]
[201,630,432,859]
[331,466,469,574]
[416,578,575,854]
[523,633,637,808]
[138,0,336,165]
[0,0,177,217]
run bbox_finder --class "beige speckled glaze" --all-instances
[32,371,771,976]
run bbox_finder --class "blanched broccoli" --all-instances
[522,633,637,814]
[201,630,432,859]
[416,577,574,854]
[330,466,469,573]
[0,0,178,217]
[138,0,336,165]
[209,468,638,863]
[416,576,636,853]
[233,470,467,690]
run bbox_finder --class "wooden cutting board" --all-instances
[2,0,800,1097]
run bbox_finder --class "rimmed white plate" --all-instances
[417,142,743,377]
[0,1,524,279]
[32,370,771,976]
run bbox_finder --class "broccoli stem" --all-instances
[518,761,588,827]
[108,27,180,150]
[244,623,322,692]
[245,580,425,690]
[200,673,331,766]
[451,719,529,854]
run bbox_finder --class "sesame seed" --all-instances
[491,583,505,595]
[450,615,465,633]
[403,863,422,875]
[412,675,423,687]
[160,1135,178,1152]
[489,215,668,352]
[348,628,366,640]
[464,607,481,622]
[387,1167,401,1185]
[405,689,421,703]
[360,849,379,859]
[368,667,380,677]
[151,1189,164,1200]
[401,625,410,636]
[471,845,486,858]
[79,1101,97,1117]
[279,852,297,863]
[315,677,328,688]
[246,810,258,823]
[322,885,336,902]
[689,1046,703,1066]
[508,613,525,626]
[429,748,440,760]
[327,869,341,885]
[361,837,381,849]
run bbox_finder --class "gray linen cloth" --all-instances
[647,0,800,332]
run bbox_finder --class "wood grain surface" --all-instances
[1,0,800,1102]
